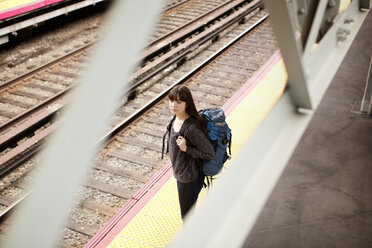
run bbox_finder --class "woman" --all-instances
[166,85,215,220]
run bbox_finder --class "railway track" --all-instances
[0,0,261,180]
[0,2,279,247]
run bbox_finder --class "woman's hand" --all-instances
[176,136,187,152]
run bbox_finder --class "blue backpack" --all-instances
[199,108,231,176]
[162,108,232,178]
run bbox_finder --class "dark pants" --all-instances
[177,174,204,220]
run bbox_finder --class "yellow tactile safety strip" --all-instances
[108,177,183,247]
[107,59,287,248]
[0,0,35,11]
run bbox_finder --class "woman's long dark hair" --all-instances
[168,85,208,137]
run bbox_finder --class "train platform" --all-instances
[243,8,372,248]
[85,48,287,247]
[0,0,66,20]
[86,9,371,248]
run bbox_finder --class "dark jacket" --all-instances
[167,116,215,183]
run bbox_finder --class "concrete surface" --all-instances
[243,9,372,248]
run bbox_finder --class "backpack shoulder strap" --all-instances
[161,115,176,159]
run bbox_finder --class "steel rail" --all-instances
[145,0,249,60]
[0,192,30,226]
[162,0,191,13]
[0,46,89,93]
[0,85,72,150]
